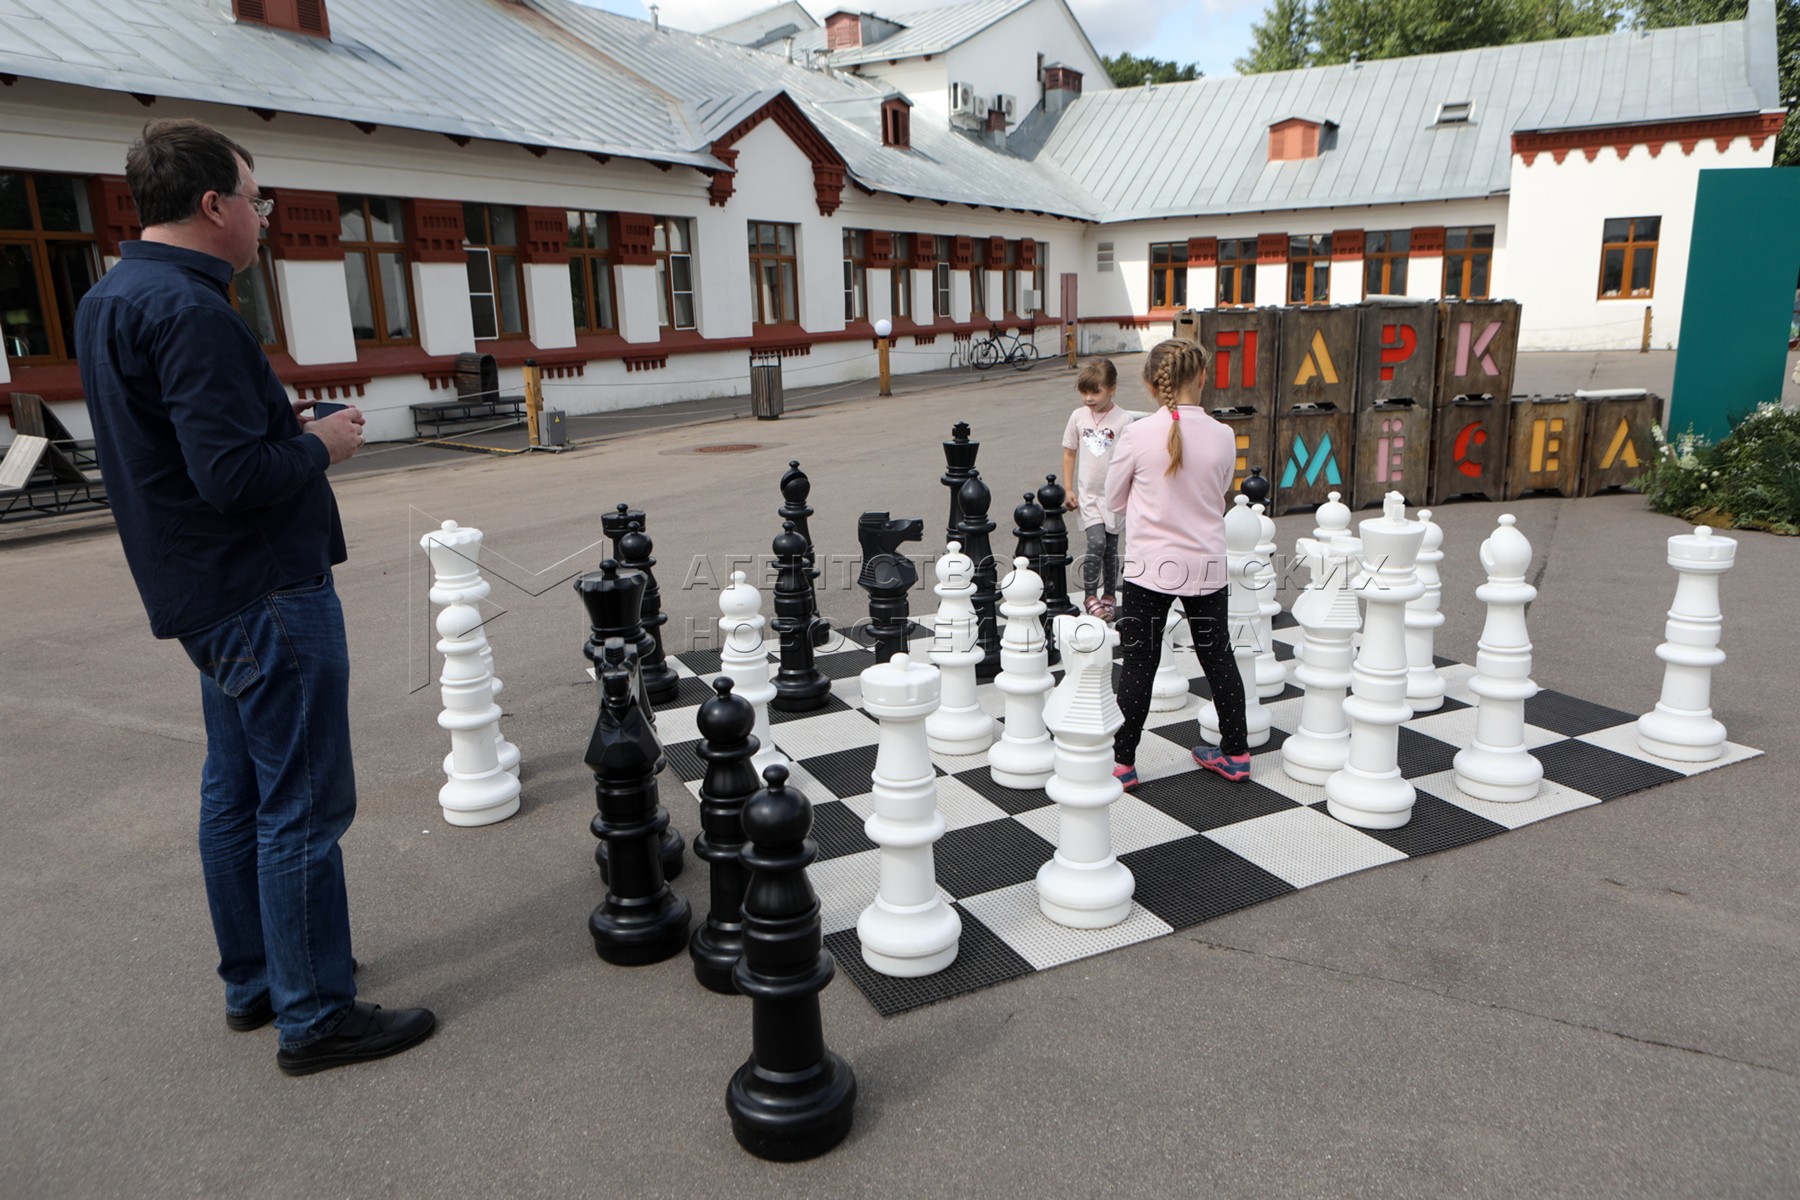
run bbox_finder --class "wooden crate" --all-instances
[1428,392,1511,505]
[1580,393,1656,495]
[1273,404,1354,516]
[1355,300,1438,410]
[1504,396,1586,499]
[1198,306,1282,418]
[1214,404,1277,498]
[1352,399,1432,510]
[1269,306,1360,515]
[1435,299,1522,408]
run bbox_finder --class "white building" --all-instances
[0,0,1784,443]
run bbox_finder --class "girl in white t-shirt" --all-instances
[1059,358,1136,620]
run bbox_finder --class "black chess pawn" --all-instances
[1036,474,1080,623]
[1240,464,1271,509]
[778,460,831,648]
[956,471,1003,682]
[617,521,680,705]
[725,764,857,1161]
[940,421,978,549]
[601,501,644,562]
[575,564,684,883]
[1012,492,1058,666]
[770,521,830,712]
[690,677,761,994]
[585,640,691,966]
[856,511,923,664]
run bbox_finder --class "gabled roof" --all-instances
[705,1,820,49]
[787,0,1035,64]
[1035,19,1776,222]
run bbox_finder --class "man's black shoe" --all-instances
[275,1001,436,1076]
[225,958,359,1033]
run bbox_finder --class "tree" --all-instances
[1237,0,1313,72]
[1103,52,1202,88]
[1633,0,1798,166]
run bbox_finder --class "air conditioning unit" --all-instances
[1021,287,1041,312]
[998,94,1017,121]
[950,82,979,116]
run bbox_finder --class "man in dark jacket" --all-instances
[78,118,433,1076]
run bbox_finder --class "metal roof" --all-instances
[1034,19,1773,222]
[786,0,1036,65]
[704,1,819,48]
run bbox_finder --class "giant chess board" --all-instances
[649,614,1760,1017]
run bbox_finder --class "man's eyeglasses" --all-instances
[223,191,274,219]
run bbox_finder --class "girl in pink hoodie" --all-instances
[1103,339,1252,786]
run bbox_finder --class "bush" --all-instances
[1644,404,1800,535]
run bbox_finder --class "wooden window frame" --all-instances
[843,229,867,322]
[1216,238,1258,307]
[1032,243,1047,316]
[1287,234,1332,305]
[970,256,987,318]
[1442,225,1495,300]
[1147,242,1188,311]
[463,202,527,340]
[1597,216,1659,300]
[338,193,417,346]
[0,170,103,365]
[654,216,696,331]
[1363,229,1410,297]
[749,220,799,327]
[933,252,952,321]
[1003,240,1021,317]
[229,244,287,352]
[566,209,618,335]
[891,232,912,320]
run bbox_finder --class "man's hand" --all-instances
[291,397,316,428]
[305,406,366,465]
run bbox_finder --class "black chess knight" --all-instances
[856,511,923,664]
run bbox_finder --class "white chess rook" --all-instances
[1251,502,1285,698]
[433,591,521,826]
[1282,532,1361,784]
[422,520,520,778]
[1150,608,1189,712]
[1453,514,1544,801]
[1037,613,1135,929]
[1404,508,1447,713]
[720,571,787,775]
[1325,492,1426,830]
[857,652,961,976]
[990,557,1056,789]
[926,541,996,755]
[1637,525,1737,762]
[1201,496,1271,749]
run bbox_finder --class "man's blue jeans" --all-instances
[180,573,357,1049]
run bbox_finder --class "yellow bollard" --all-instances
[523,359,543,447]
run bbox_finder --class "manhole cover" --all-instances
[694,443,761,454]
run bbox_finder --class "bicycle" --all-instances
[971,323,1041,371]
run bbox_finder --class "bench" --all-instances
[410,352,526,439]
[0,395,109,522]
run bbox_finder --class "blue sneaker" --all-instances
[1193,746,1252,783]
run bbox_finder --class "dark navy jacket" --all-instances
[76,241,344,639]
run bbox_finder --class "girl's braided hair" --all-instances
[1141,339,1207,476]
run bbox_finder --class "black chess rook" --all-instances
[690,677,760,994]
[770,521,831,712]
[856,511,923,664]
[726,764,857,1161]
[583,639,691,966]
[956,471,1003,681]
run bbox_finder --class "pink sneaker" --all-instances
[1193,746,1252,783]
[1112,762,1139,792]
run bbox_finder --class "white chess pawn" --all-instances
[1037,613,1134,929]
[1251,502,1285,698]
[1150,608,1189,712]
[990,557,1055,789]
[1453,515,1544,801]
[858,652,961,977]
[1325,492,1426,830]
[434,591,521,827]
[1281,531,1361,784]
[1201,496,1271,749]
[422,520,520,778]
[1404,508,1447,713]
[720,570,786,775]
[1637,525,1737,762]
[926,541,996,755]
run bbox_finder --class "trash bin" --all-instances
[749,353,784,420]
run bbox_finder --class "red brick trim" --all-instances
[1256,233,1288,264]
[292,373,371,401]
[406,199,465,263]
[1331,229,1365,260]
[951,236,974,268]
[868,230,894,269]
[707,147,739,206]
[267,190,341,261]
[984,235,1006,269]
[705,93,851,217]
[1410,226,1446,256]
[1512,111,1786,165]
[1187,237,1217,267]
[1018,238,1037,268]
[519,206,571,265]
[612,213,656,265]
[89,176,141,257]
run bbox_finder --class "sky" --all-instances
[572,0,1266,79]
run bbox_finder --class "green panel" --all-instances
[1669,168,1800,443]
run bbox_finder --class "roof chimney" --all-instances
[825,11,862,49]
[649,3,660,31]
[1044,64,1083,114]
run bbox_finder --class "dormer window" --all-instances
[233,0,330,38]
[1268,117,1333,162]
[825,11,863,49]
[1436,101,1473,125]
[881,97,911,149]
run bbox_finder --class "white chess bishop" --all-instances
[1201,495,1271,749]
[1453,514,1544,802]
[719,570,786,775]
[857,652,961,977]
[1637,525,1737,762]
[1037,613,1135,929]
[926,541,996,756]
[989,557,1055,789]
[1325,493,1426,830]
[421,520,519,779]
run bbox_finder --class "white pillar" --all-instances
[1037,613,1134,929]
[1325,493,1426,829]
[719,570,786,776]
[990,556,1055,788]
[413,261,476,356]
[1404,508,1447,712]
[1637,525,1737,761]
[1453,514,1544,801]
[857,651,961,976]
[951,271,973,324]
[926,541,995,755]
[1282,533,1361,784]
[273,259,357,365]
[615,262,663,345]
[524,262,577,350]
[432,591,521,827]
